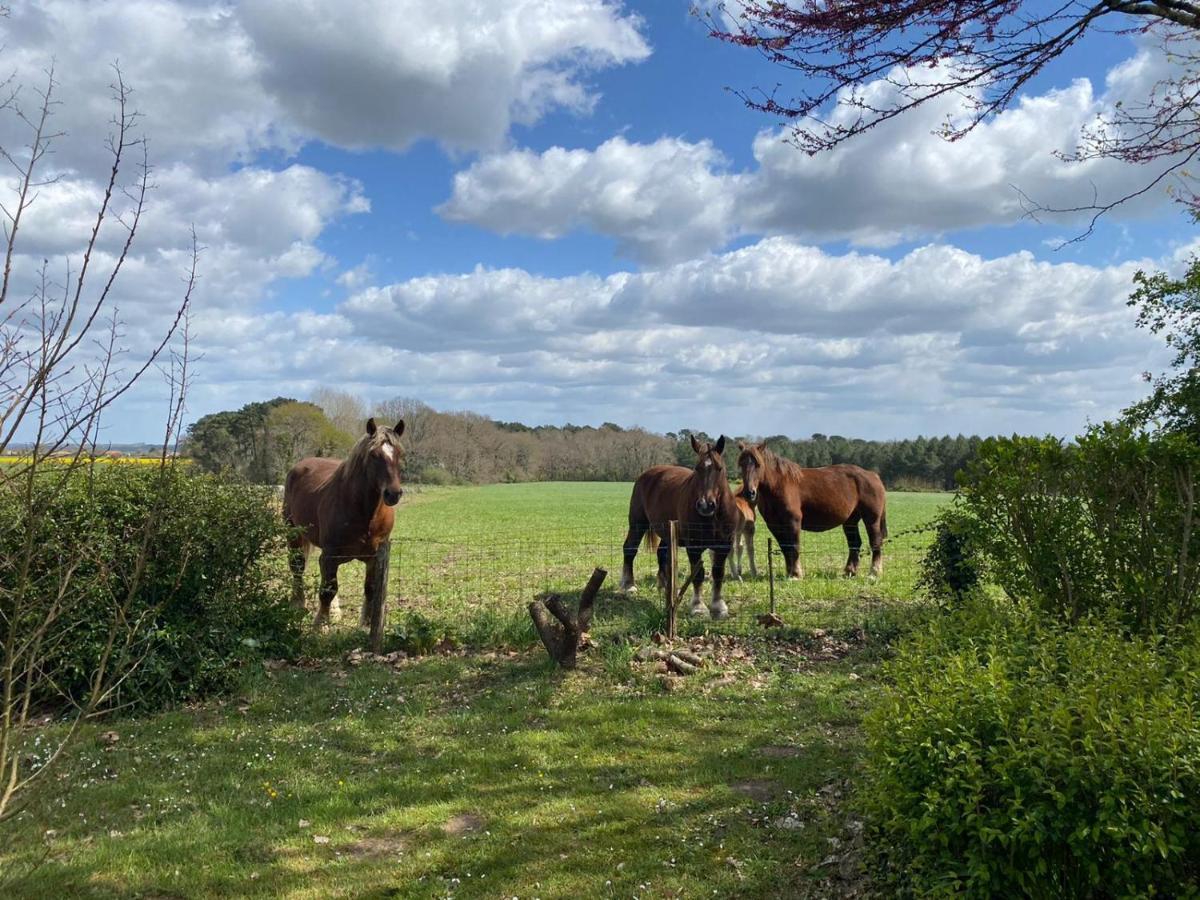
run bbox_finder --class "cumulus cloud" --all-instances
[237,0,649,152]
[439,136,740,264]
[0,0,649,176]
[180,236,1164,438]
[440,40,1186,260]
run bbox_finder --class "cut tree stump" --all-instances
[529,567,607,669]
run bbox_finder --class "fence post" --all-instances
[767,537,775,616]
[667,520,678,640]
[368,541,390,653]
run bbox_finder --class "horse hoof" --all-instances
[689,602,706,617]
[709,603,729,620]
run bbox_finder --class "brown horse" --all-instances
[619,435,737,619]
[736,442,887,579]
[283,418,405,627]
[730,490,758,581]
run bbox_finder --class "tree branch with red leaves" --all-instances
[707,0,1200,225]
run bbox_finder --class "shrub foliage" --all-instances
[0,465,301,713]
[864,603,1200,898]
[951,425,1200,633]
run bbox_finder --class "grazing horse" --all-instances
[736,442,887,579]
[283,418,405,627]
[729,489,758,580]
[619,435,737,619]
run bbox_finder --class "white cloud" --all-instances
[174,236,1165,438]
[0,0,650,177]
[440,40,1187,260]
[439,136,740,265]
[234,0,649,152]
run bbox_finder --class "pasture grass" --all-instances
[306,483,949,646]
[3,484,951,898]
[4,641,894,898]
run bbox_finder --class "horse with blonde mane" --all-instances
[736,441,887,579]
[283,418,405,627]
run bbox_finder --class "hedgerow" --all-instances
[0,464,301,713]
[863,602,1200,898]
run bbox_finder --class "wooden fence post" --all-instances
[767,537,776,616]
[667,520,678,640]
[368,542,390,653]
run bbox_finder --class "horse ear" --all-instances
[756,441,766,452]
[714,435,726,455]
[366,417,377,436]
[689,434,702,454]
[394,419,405,438]
[737,440,746,451]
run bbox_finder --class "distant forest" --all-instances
[183,392,985,490]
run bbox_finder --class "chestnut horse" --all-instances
[730,490,757,580]
[736,442,887,579]
[283,418,405,627]
[619,435,737,619]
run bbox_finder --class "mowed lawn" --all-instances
[4,484,950,899]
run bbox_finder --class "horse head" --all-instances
[736,440,768,503]
[689,433,729,518]
[364,417,406,506]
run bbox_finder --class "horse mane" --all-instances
[759,446,805,483]
[336,427,404,483]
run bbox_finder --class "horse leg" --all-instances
[730,523,743,581]
[843,520,863,577]
[746,523,758,578]
[865,514,885,577]
[709,545,730,619]
[288,539,309,609]
[315,553,340,629]
[620,521,647,593]
[782,520,804,579]
[687,548,706,616]
[656,537,671,593]
[360,555,376,628]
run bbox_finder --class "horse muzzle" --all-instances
[744,488,757,503]
[383,488,403,506]
[695,499,716,517]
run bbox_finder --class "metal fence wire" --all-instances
[305,517,940,635]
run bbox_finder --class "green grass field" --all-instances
[328,483,949,638]
[3,484,950,899]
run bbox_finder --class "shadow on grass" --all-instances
[5,646,872,899]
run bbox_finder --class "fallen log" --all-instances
[529,567,607,669]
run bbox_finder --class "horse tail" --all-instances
[644,529,660,553]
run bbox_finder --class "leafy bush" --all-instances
[863,603,1200,898]
[0,465,301,712]
[918,506,988,607]
[958,426,1200,633]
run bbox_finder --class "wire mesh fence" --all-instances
[308,513,942,638]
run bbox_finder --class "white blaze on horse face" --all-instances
[381,443,394,461]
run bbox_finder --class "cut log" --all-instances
[529,568,607,669]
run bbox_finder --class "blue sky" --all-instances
[2,1,1194,442]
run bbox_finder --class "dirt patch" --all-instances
[731,779,781,802]
[344,832,408,859]
[442,813,485,836]
[757,745,802,759]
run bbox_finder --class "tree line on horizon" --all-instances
[182,390,985,490]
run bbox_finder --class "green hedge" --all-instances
[953,426,1200,633]
[863,603,1200,898]
[0,464,302,713]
